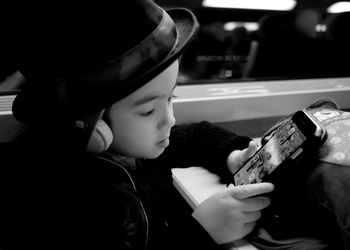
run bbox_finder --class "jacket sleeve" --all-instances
[147,121,252,183]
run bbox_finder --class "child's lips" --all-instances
[157,137,170,147]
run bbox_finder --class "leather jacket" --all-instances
[0,121,252,250]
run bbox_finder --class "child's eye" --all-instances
[168,94,178,102]
[141,109,155,117]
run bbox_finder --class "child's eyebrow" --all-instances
[133,95,160,107]
[132,84,177,107]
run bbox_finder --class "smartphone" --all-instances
[233,110,327,186]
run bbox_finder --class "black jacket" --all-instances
[0,121,251,250]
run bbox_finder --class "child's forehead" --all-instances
[123,61,179,103]
[130,81,177,107]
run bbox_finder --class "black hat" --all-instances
[10,0,199,124]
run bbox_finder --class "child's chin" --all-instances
[146,148,165,159]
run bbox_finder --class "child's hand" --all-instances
[192,182,274,244]
[227,140,259,175]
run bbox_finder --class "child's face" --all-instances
[107,60,179,159]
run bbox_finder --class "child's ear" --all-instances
[87,120,113,153]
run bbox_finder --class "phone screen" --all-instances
[233,119,307,185]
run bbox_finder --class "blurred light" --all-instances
[327,2,350,13]
[315,24,327,32]
[223,22,259,31]
[202,0,296,11]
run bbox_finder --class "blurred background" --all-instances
[155,0,350,84]
[1,0,350,91]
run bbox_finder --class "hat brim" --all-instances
[148,7,200,82]
[12,7,199,124]
[106,7,200,108]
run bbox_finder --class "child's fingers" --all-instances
[227,182,274,200]
[240,141,258,161]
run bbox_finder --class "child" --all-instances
[0,0,274,249]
